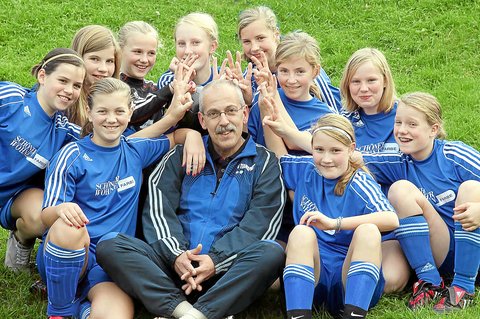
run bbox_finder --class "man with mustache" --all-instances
[97,80,286,319]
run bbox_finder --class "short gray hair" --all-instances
[199,80,245,113]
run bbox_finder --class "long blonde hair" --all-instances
[340,48,396,113]
[275,31,322,99]
[311,114,371,195]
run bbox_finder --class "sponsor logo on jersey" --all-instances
[235,163,255,174]
[117,176,136,192]
[10,136,37,158]
[95,176,136,196]
[436,190,456,207]
[23,105,31,116]
[82,153,93,162]
[382,142,399,153]
[26,153,49,169]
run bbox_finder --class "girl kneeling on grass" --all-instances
[1,48,85,272]
[362,92,480,312]
[263,106,398,318]
[36,72,200,319]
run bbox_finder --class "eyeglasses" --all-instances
[202,105,245,120]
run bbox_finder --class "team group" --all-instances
[1,5,479,319]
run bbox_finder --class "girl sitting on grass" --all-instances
[37,71,201,319]
[362,92,480,312]
[263,104,398,319]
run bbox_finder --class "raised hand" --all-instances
[212,56,228,80]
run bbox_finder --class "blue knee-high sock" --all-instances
[44,241,86,316]
[394,215,442,285]
[283,264,315,311]
[344,261,380,311]
[452,222,480,294]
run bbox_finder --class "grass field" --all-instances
[1,0,480,318]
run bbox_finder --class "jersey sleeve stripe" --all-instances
[352,172,393,212]
[44,143,80,207]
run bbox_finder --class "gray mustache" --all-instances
[215,123,236,134]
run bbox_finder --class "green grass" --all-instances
[1,0,480,318]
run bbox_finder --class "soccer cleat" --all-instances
[4,230,33,271]
[48,316,73,319]
[433,286,475,313]
[407,279,445,310]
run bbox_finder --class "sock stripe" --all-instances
[348,262,380,282]
[45,242,86,259]
[81,307,91,319]
[283,264,315,283]
[394,223,429,238]
[455,231,480,245]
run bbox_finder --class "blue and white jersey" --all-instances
[246,66,342,112]
[344,101,399,154]
[363,139,480,229]
[248,88,334,148]
[280,155,393,255]
[42,134,170,252]
[0,82,80,207]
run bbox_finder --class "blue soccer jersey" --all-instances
[249,88,334,148]
[344,101,399,154]
[0,82,80,208]
[363,139,480,229]
[42,135,170,253]
[280,155,393,254]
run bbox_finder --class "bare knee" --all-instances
[89,282,133,319]
[287,225,317,250]
[456,180,480,205]
[352,224,381,250]
[48,219,89,250]
[11,188,45,239]
[388,180,423,218]
[285,225,317,263]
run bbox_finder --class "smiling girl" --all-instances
[362,92,480,312]
[341,48,399,154]
[36,75,197,319]
[156,13,220,134]
[248,31,336,149]
[69,25,121,126]
[117,21,175,132]
[1,48,85,272]
[263,106,398,319]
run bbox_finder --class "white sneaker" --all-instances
[4,230,33,271]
